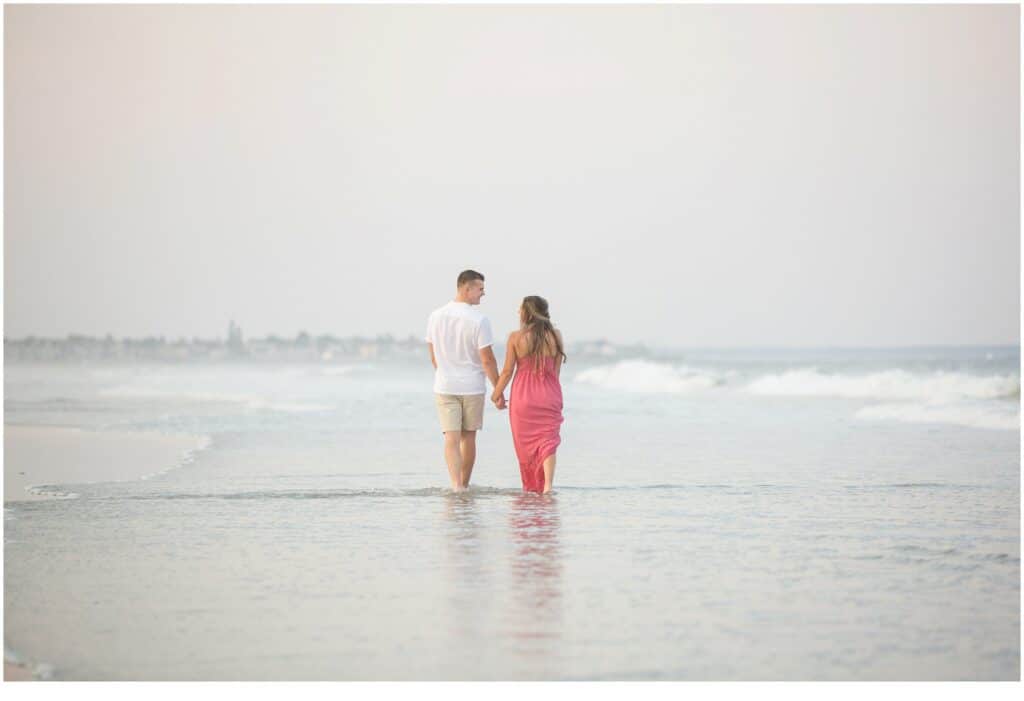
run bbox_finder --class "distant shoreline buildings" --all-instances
[4,321,639,364]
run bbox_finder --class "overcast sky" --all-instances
[4,3,1019,348]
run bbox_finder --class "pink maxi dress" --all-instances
[509,354,564,492]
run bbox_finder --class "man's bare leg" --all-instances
[443,431,464,490]
[459,431,477,488]
[542,454,557,494]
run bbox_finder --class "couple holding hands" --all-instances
[426,270,565,494]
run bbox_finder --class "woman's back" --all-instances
[501,295,566,493]
[509,329,564,493]
[513,329,564,376]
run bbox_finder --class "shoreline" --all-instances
[3,424,211,502]
[4,424,212,679]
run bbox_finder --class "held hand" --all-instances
[492,394,507,410]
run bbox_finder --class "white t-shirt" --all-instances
[425,301,494,395]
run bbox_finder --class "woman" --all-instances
[491,296,566,493]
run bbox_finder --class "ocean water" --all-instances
[3,346,1020,680]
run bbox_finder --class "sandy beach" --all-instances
[3,424,209,502]
[4,661,34,681]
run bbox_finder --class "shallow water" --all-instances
[4,348,1020,679]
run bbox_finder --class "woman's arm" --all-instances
[492,332,518,402]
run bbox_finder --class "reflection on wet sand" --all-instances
[437,490,564,678]
[441,490,488,649]
[505,493,563,669]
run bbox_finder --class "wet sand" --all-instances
[4,424,210,679]
[4,661,33,681]
[4,424,208,502]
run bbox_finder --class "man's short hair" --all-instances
[457,270,485,287]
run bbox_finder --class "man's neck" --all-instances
[453,297,472,305]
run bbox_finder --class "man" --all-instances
[426,270,504,491]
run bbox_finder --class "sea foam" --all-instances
[855,401,1020,431]
[744,368,1019,402]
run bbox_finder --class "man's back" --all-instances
[426,301,494,395]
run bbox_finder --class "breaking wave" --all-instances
[744,368,1019,402]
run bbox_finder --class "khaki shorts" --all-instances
[435,393,485,432]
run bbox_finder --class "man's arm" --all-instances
[427,342,437,370]
[479,345,499,389]
[492,332,517,401]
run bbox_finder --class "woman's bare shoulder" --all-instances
[508,330,526,353]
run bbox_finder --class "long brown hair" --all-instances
[519,296,567,370]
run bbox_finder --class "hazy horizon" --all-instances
[4,4,1020,348]
[3,327,1020,353]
